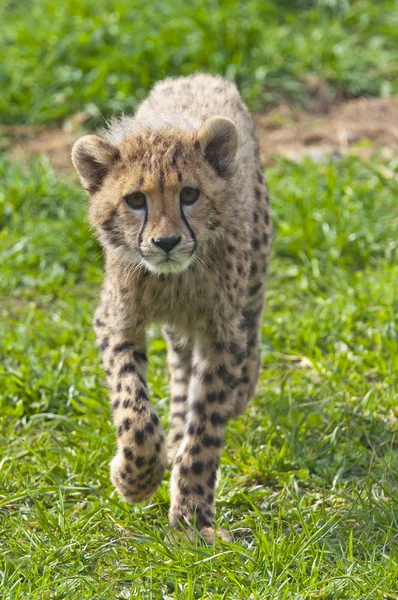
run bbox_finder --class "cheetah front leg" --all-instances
[169,324,246,542]
[94,306,167,503]
[163,327,193,465]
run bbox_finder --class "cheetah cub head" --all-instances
[72,116,238,275]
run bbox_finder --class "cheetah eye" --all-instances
[124,191,146,210]
[180,187,200,206]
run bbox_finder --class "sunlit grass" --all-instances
[1,154,397,598]
[1,0,398,124]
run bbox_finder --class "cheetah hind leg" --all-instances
[234,345,261,416]
[163,327,193,466]
[234,307,263,416]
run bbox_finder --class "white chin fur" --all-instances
[143,258,191,275]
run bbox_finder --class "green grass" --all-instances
[1,0,398,125]
[1,0,398,595]
[1,154,397,598]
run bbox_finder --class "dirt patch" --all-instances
[2,97,398,172]
[254,95,398,164]
[1,111,91,173]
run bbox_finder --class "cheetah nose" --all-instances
[153,236,181,253]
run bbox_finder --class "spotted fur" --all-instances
[72,74,271,541]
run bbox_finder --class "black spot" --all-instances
[123,418,132,431]
[244,310,259,329]
[206,457,216,469]
[250,263,258,276]
[193,483,205,496]
[207,492,214,503]
[252,238,260,251]
[216,364,239,387]
[117,426,123,437]
[202,371,214,384]
[145,422,155,434]
[124,447,134,460]
[216,364,228,379]
[173,432,184,442]
[136,388,148,402]
[249,282,262,297]
[210,412,226,427]
[179,481,190,495]
[229,342,246,364]
[123,398,131,409]
[125,464,133,474]
[133,350,148,363]
[192,461,204,475]
[149,455,156,466]
[173,395,187,403]
[192,400,206,415]
[135,456,145,467]
[119,363,136,376]
[134,429,145,445]
[172,411,186,420]
[203,434,222,448]
[189,444,201,455]
[139,467,153,480]
[151,413,159,426]
[116,382,122,393]
[112,399,120,411]
[100,337,109,351]
[95,318,105,328]
[155,441,162,452]
[215,341,225,352]
[207,471,217,487]
[188,424,205,436]
[180,465,189,476]
[114,341,135,354]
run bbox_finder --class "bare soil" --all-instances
[254,95,398,164]
[2,96,398,173]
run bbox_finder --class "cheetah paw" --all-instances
[167,524,232,544]
[110,452,166,503]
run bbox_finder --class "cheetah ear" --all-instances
[71,135,120,193]
[198,116,238,178]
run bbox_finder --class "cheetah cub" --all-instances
[72,74,271,542]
